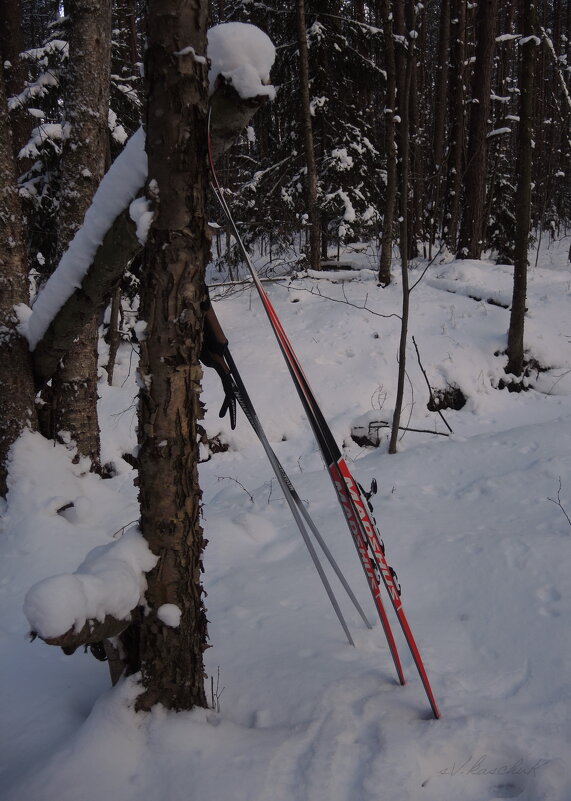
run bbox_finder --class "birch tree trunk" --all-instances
[136,0,210,712]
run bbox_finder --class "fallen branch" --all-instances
[412,335,453,433]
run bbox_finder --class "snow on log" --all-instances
[24,530,158,645]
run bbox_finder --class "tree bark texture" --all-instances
[49,0,112,465]
[457,0,498,258]
[0,0,30,160]
[431,0,450,242]
[389,2,414,454]
[136,0,210,712]
[378,0,397,286]
[506,1,537,376]
[296,0,322,271]
[0,67,38,497]
[445,0,466,248]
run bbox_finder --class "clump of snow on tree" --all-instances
[157,604,182,628]
[24,530,158,639]
[129,197,154,245]
[207,23,276,100]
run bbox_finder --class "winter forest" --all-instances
[1,0,571,798]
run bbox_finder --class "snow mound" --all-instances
[208,22,276,100]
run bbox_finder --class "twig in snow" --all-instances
[111,520,139,538]
[412,336,453,433]
[408,242,447,293]
[275,280,402,321]
[547,478,571,529]
[216,475,255,503]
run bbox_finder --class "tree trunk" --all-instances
[0,66,37,497]
[389,1,414,455]
[0,0,31,163]
[49,0,112,466]
[378,0,397,286]
[457,0,498,258]
[506,1,537,377]
[296,0,321,271]
[445,0,467,249]
[431,0,451,243]
[136,0,210,713]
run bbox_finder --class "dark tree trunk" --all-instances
[506,1,537,376]
[0,0,30,161]
[457,0,498,258]
[445,0,467,249]
[136,0,210,713]
[0,66,37,497]
[431,0,451,243]
[296,0,321,271]
[49,0,112,466]
[378,0,397,286]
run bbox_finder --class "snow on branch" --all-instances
[24,127,148,351]
[24,530,158,644]
[208,22,276,100]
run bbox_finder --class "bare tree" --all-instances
[389,0,414,454]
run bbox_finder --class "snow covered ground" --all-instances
[1,236,571,801]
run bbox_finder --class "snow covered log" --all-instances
[31,80,271,385]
